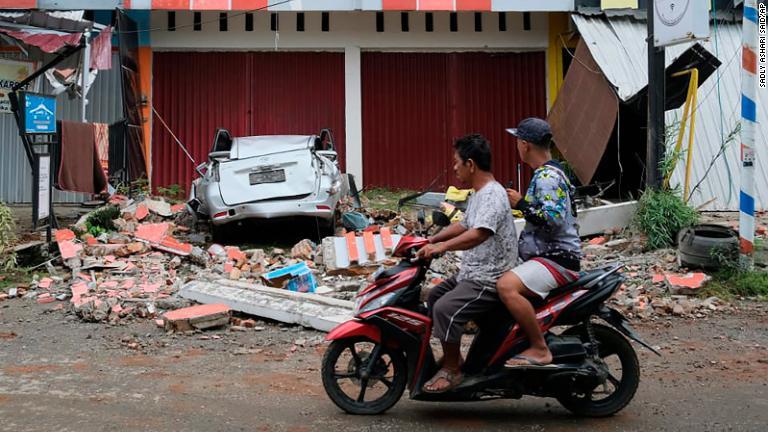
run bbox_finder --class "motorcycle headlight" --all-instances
[354,291,399,316]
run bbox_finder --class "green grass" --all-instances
[0,268,45,291]
[360,188,418,211]
[703,269,768,300]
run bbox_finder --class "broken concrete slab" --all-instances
[576,201,637,237]
[162,303,231,332]
[134,223,170,244]
[179,279,353,332]
[665,272,710,296]
[145,199,172,217]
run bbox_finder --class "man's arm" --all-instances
[440,227,491,252]
[417,227,491,259]
[514,173,568,228]
[428,221,467,244]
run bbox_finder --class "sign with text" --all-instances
[22,92,56,134]
[33,153,51,225]
[0,59,35,114]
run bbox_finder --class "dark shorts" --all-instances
[427,277,500,344]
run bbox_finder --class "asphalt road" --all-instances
[1,300,767,432]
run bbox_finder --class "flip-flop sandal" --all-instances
[505,354,557,369]
[422,368,463,393]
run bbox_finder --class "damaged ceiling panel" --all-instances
[572,14,703,101]
[548,39,618,185]
[571,14,768,211]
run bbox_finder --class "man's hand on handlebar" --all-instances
[415,243,445,260]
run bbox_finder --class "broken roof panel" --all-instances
[572,14,700,101]
[573,14,768,211]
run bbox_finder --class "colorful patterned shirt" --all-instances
[516,161,581,270]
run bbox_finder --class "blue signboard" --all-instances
[23,93,56,134]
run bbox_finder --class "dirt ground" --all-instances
[1,298,767,432]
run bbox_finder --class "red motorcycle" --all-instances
[321,212,659,417]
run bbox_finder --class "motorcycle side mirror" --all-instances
[417,210,426,226]
[431,210,451,227]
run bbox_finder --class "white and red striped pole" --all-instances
[740,0,759,269]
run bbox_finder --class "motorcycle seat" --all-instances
[528,268,607,308]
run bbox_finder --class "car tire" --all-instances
[677,224,738,269]
[211,223,231,243]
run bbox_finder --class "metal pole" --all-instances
[81,31,90,122]
[739,0,759,269]
[646,0,666,189]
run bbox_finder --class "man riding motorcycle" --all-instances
[498,117,582,367]
[415,133,517,393]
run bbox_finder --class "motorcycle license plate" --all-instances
[249,169,285,185]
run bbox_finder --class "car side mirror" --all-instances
[431,211,451,227]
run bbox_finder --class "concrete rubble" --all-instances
[4,191,755,335]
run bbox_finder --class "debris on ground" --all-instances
[4,188,757,335]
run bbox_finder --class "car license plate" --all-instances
[249,169,285,185]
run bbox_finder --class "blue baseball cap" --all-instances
[506,117,553,146]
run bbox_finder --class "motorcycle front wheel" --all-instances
[557,323,641,417]
[321,337,407,415]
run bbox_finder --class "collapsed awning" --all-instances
[0,26,81,53]
[551,14,721,186]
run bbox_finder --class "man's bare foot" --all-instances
[505,347,553,367]
[422,368,463,393]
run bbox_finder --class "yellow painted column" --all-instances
[547,12,571,111]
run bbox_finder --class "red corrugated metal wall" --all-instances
[362,52,545,190]
[152,52,345,190]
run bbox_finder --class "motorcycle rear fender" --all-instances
[598,306,661,356]
[325,320,381,343]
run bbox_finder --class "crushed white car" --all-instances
[188,129,347,234]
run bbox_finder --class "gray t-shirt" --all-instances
[457,180,518,289]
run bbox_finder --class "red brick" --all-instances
[588,237,607,245]
[55,229,76,242]
[135,203,149,221]
[134,223,170,244]
[241,319,256,328]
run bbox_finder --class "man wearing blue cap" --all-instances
[498,117,582,367]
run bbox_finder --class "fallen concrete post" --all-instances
[179,279,353,332]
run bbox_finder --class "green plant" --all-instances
[633,188,699,250]
[116,177,150,197]
[85,205,120,236]
[704,270,768,300]
[361,188,418,211]
[157,184,185,202]
[0,201,17,271]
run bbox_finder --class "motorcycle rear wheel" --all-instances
[321,338,407,415]
[557,324,640,417]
